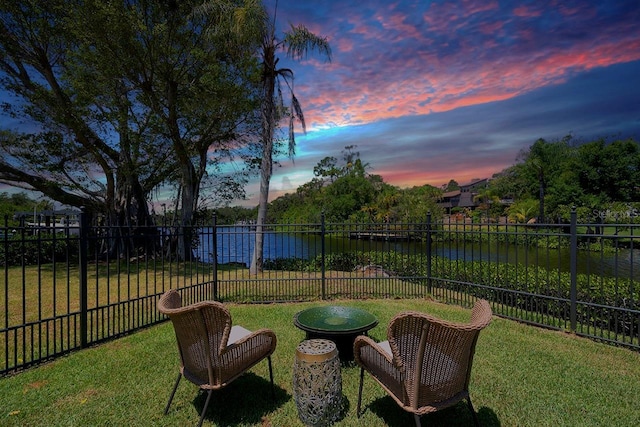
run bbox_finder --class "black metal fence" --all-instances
[1,211,638,375]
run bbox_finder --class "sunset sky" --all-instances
[246,0,640,205]
[1,1,639,209]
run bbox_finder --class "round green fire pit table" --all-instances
[294,306,378,361]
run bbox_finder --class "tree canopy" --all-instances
[265,136,640,226]
[0,192,51,226]
[266,147,443,224]
[490,136,640,222]
[0,0,259,237]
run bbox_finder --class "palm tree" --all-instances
[249,0,331,274]
[507,199,539,223]
[473,186,500,219]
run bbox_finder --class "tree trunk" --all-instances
[250,49,276,274]
[177,161,200,262]
[250,136,273,274]
[104,161,154,260]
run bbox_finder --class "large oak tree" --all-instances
[0,0,258,258]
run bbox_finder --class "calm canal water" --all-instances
[198,226,638,281]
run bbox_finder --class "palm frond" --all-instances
[233,0,269,33]
[275,78,286,118]
[194,0,267,50]
[288,117,296,158]
[283,24,332,62]
[291,93,305,134]
[277,68,294,80]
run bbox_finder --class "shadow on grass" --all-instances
[333,394,352,424]
[190,372,289,426]
[365,396,500,427]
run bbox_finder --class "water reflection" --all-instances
[198,226,638,281]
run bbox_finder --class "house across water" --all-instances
[437,178,489,214]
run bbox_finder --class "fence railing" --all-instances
[1,211,638,375]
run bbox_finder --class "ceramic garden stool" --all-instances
[292,339,343,426]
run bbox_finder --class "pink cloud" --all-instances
[423,0,499,34]
[378,161,508,189]
[513,5,543,18]
[478,20,504,35]
[557,4,587,17]
[297,29,640,131]
[336,37,354,53]
[375,11,424,42]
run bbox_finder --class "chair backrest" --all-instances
[386,299,492,410]
[158,290,233,387]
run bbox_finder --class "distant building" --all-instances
[437,179,488,214]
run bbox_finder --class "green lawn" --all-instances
[1,298,639,426]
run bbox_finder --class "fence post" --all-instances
[321,212,326,300]
[212,214,218,301]
[569,207,577,332]
[78,211,88,348]
[426,212,432,294]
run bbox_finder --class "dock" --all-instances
[348,231,409,241]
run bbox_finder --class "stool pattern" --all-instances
[293,339,343,426]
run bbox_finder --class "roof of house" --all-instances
[437,178,489,209]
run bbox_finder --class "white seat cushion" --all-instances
[378,340,392,356]
[228,325,252,344]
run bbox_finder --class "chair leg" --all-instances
[413,413,422,427]
[197,390,213,427]
[267,356,275,399]
[357,367,365,417]
[467,397,480,426]
[164,373,182,415]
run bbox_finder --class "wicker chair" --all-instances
[354,299,492,427]
[158,289,277,427]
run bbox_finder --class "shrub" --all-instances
[0,233,78,266]
[263,257,309,271]
[265,248,639,335]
